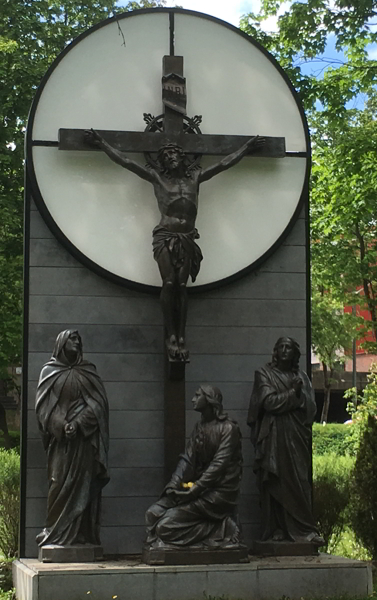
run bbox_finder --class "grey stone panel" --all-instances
[28,352,164,382]
[25,467,164,499]
[27,381,164,411]
[30,236,305,273]
[25,496,153,529]
[207,567,258,599]
[257,564,372,600]
[239,495,261,524]
[258,244,306,273]
[38,566,154,600]
[185,382,253,410]
[100,526,147,555]
[30,268,307,301]
[282,218,306,246]
[155,571,207,600]
[28,324,162,354]
[27,438,164,469]
[29,295,161,325]
[240,467,259,496]
[27,409,163,440]
[186,354,306,383]
[26,469,48,499]
[30,238,79,267]
[197,272,306,300]
[29,266,139,297]
[188,298,305,327]
[186,326,306,355]
[29,211,54,239]
[24,526,148,558]
[242,523,262,545]
[28,323,305,357]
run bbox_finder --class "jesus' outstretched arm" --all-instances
[84,129,156,183]
[198,135,265,183]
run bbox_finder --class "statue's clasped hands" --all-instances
[166,481,199,503]
[64,421,78,439]
[292,375,303,394]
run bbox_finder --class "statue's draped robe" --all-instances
[146,416,243,548]
[35,337,109,547]
[247,365,318,542]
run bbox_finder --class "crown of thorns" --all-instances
[157,143,184,159]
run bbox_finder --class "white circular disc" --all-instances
[28,9,309,290]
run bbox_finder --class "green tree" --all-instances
[0,0,165,379]
[312,290,360,422]
[240,1,377,362]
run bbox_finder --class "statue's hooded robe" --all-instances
[247,362,318,542]
[35,330,109,547]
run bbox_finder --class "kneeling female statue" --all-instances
[144,385,247,563]
[35,330,110,562]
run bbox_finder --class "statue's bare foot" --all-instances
[178,337,189,361]
[271,529,285,542]
[166,335,180,360]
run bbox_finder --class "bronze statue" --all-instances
[85,130,264,361]
[144,385,244,551]
[247,337,324,546]
[35,330,109,553]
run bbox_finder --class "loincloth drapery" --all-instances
[152,225,203,283]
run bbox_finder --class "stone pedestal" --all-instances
[142,544,249,565]
[13,554,373,600]
[38,545,103,563]
[252,540,319,557]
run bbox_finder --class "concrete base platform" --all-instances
[253,540,319,556]
[142,544,249,565]
[13,554,373,600]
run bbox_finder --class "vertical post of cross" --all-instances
[162,56,187,481]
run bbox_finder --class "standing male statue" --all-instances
[85,130,264,361]
[247,337,324,547]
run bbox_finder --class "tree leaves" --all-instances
[0,0,163,375]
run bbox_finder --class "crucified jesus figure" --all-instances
[85,130,265,361]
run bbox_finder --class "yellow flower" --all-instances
[182,481,194,488]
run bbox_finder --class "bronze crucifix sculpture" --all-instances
[59,56,285,363]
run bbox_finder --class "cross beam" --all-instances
[58,129,286,157]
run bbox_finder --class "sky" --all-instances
[165,0,259,27]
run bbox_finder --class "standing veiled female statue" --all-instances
[35,330,109,561]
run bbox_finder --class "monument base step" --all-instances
[13,554,373,600]
[142,544,249,565]
[252,540,319,556]
[38,544,103,563]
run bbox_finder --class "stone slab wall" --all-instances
[22,198,307,557]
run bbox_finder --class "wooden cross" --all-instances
[58,56,287,482]
[59,56,286,158]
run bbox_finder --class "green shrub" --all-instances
[0,559,13,594]
[345,366,377,559]
[0,432,20,451]
[312,422,355,456]
[348,414,377,559]
[0,450,20,557]
[329,526,371,561]
[313,453,354,550]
